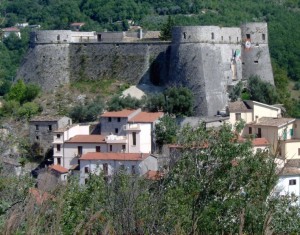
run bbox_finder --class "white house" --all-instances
[274,167,300,198]
[1,27,21,38]
[79,152,158,184]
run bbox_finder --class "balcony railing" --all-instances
[123,124,141,131]
[105,135,127,144]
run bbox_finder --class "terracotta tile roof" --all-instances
[128,112,164,123]
[53,124,77,133]
[49,164,68,174]
[70,22,85,26]
[2,27,20,32]
[228,101,252,112]
[249,117,295,127]
[66,135,106,143]
[144,170,164,180]
[30,115,66,122]
[101,109,137,118]
[80,152,150,161]
[252,137,269,146]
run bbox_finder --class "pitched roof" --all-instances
[66,135,106,143]
[144,170,164,180]
[101,109,137,118]
[280,167,300,176]
[30,115,66,122]
[252,137,269,146]
[80,152,150,161]
[228,101,252,112]
[249,117,295,127]
[2,27,20,32]
[128,112,164,123]
[49,164,68,174]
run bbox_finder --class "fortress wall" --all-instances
[34,30,73,43]
[17,44,70,90]
[68,43,170,85]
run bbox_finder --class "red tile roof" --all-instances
[49,164,68,174]
[66,135,106,143]
[80,152,150,161]
[101,109,137,118]
[129,112,164,123]
[144,170,164,180]
[252,137,269,146]
[70,22,85,26]
[2,27,20,32]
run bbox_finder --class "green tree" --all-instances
[154,115,177,151]
[159,15,175,41]
[107,94,144,111]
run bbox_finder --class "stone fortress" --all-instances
[17,22,274,116]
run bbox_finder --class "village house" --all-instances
[50,109,163,183]
[29,115,72,155]
[1,27,21,39]
[79,152,158,184]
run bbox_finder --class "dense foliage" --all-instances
[1,123,299,234]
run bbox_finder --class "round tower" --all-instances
[240,22,274,84]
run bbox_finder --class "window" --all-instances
[115,128,118,134]
[110,145,112,152]
[237,37,239,42]
[36,136,39,140]
[183,32,187,39]
[56,134,61,138]
[211,32,214,40]
[122,145,126,151]
[290,129,294,136]
[57,144,61,152]
[108,117,112,122]
[246,34,251,39]
[35,125,39,131]
[131,165,136,175]
[229,36,231,41]
[262,34,265,40]
[57,158,61,165]
[249,127,252,135]
[257,128,262,138]
[221,36,223,41]
[84,167,89,173]
[254,60,258,64]
[103,163,108,175]
[235,113,241,121]
[48,125,52,131]
[57,34,60,41]
[117,117,121,122]
[132,132,136,146]
[78,146,83,155]
[283,129,287,140]
[298,148,300,156]
[289,179,297,185]
[96,146,101,152]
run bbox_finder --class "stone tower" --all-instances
[240,22,274,84]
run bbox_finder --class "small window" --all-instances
[57,34,60,41]
[289,179,297,185]
[262,34,265,40]
[257,128,262,138]
[290,129,294,136]
[235,113,241,121]
[254,60,258,64]
[57,158,61,165]
[84,167,89,173]
[115,128,118,134]
[221,36,223,41]
[246,34,251,39]
[211,32,214,40]
[131,165,136,175]
[132,132,136,146]
[96,146,101,152]
[103,163,108,175]
[36,125,39,131]
[237,37,239,42]
[57,144,61,152]
[110,145,112,152]
[108,117,112,122]
[298,148,300,156]
[229,36,231,41]
[36,136,39,140]
[249,127,252,135]
[78,146,83,155]
[122,145,126,151]
[48,125,52,131]
[183,32,187,39]
[56,134,61,138]
[117,117,121,122]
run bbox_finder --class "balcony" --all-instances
[105,134,127,144]
[53,136,63,144]
[123,124,141,131]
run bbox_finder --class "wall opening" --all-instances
[246,34,251,39]
[262,34,266,40]
[254,60,258,64]
[237,37,239,42]
[183,32,187,39]
[150,60,161,85]
[229,36,231,41]
[97,34,102,41]
[221,36,223,41]
[57,35,60,41]
[211,32,214,40]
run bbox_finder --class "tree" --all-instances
[154,115,177,151]
[159,15,175,41]
[106,95,144,111]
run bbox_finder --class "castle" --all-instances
[17,22,274,116]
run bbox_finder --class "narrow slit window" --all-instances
[262,34,265,40]
[211,32,214,40]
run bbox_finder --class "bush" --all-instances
[17,102,40,120]
[107,95,144,111]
